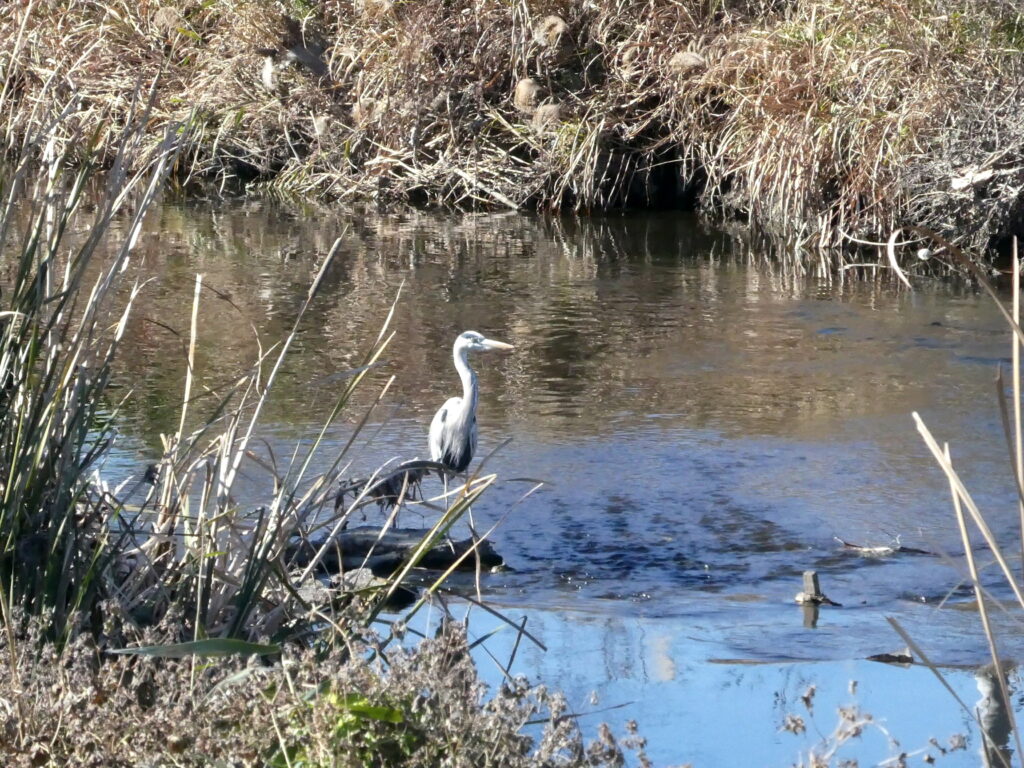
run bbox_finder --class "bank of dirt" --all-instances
[3,0,1023,265]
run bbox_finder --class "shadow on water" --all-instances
[61,199,1024,764]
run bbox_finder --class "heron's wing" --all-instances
[429,397,462,462]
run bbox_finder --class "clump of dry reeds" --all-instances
[0,88,650,768]
[0,85,504,652]
[669,0,1024,255]
[3,1,1022,259]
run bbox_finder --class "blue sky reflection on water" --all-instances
[398,603,1001,767]
[406,604,1006,768]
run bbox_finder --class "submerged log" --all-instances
[287,526,504,578]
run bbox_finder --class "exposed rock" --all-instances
[334,567,383,592]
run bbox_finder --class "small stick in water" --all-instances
[795,570,842,606]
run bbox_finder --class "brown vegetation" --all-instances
[2,1,1023,255]
[0,619,649,767]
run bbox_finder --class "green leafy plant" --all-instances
[271,691,427,768]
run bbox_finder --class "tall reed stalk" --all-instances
[0,103,181,643]
[896,234,1024,766]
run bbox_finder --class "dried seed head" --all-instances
[152,7,183,36]
[312,114,331,137]
[532,103,562,132]
[533,15,569,48]
[667,50,706,78]
[782,713,806,734]
[513,78,542,114]
[616,44,645,81]
[355,0,393,18]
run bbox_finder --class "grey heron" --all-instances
[429,331,514,474]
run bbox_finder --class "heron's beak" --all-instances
[482,338,514,351]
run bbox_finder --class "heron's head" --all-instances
[456,330,514,353]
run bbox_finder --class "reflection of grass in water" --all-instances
[101,196,989,458]
[781,681,968,767]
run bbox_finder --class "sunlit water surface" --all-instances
[97,201,1024,765]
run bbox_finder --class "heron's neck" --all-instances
[453,345,478,414]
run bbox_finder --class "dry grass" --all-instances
[2,1,1022,260]
[693,0,1024,254]
[0,81,507,652]
[0,618,649,767]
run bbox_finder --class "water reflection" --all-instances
[111,203,994,444]
[70,200,1023,665]
[436,605,992,768]
[976,663,1015,768]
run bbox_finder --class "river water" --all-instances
[107,200,1024,766]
